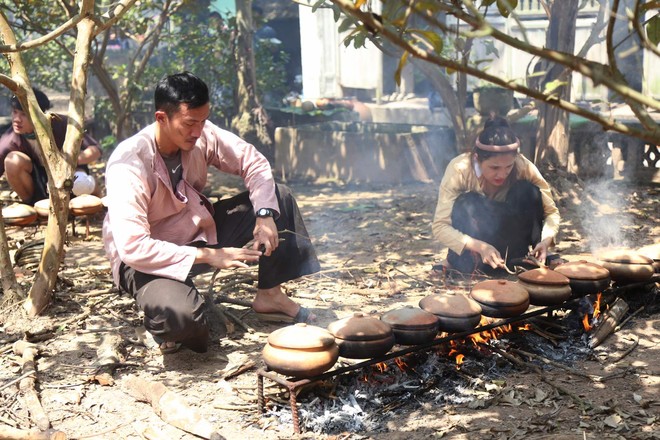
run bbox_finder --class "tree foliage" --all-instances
[0,0,290,142]
[320,0,660,151]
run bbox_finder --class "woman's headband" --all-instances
[475,138,520,152]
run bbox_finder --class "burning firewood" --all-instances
[589,297,630,348]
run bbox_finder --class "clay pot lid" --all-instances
[470,280,529,307]
[70,194,103,210]
[380,306,439,330]
[2,203,37,219]
[34,199,50,216]
[267,323,336,350]
[419,294,482,318]
[598,249,654,265]
[554,260,610,280]
[327,313,392,341]
[518,268,570,286]
[637,243,660,261]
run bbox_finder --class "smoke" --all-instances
[575,178,635,254]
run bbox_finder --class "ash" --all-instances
[279,330,592,435]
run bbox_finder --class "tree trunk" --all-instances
[231,0,274,163]
[534,0,579,172]
[24,6,96,316]
[0,201,24,304]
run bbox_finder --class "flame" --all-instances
[394,357,407,371]
[455,353,465,367]
[593,293,602,320]
[375,362,388,373]
[582,313,592,332]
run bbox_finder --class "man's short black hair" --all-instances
[154,72,209,117]
[11,88,51,112]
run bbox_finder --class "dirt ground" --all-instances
[1,169,659,440]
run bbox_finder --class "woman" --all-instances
[432,116,560,273]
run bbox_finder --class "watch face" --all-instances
[257,208,272,217]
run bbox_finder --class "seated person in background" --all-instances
[432,115,560,274]
[0,88,102,204]
[102,71,321,354]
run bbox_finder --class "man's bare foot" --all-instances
[252,285,316,322]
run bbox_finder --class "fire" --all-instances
[582,293,603,332]
[375,362,388,373]
[394,357,408,371]
[455,353,465,366]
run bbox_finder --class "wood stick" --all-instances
[123,376,222,440]
[220,360,256,380]
[214,295,252,308]
[589,297,630,348]
[614,305,645,332]
[0,426,67,440]
[510,347,600,382]
[612,336,639,363]
[12,340,51,431]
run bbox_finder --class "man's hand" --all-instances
[253,217,279,256]
[466,237,504,269]
[531,237,553,265]
[196,247,262,269]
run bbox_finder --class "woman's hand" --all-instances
[253,217,279,256]
[532,237,553,264]
[466,237,504,269]
[196,247,262,269]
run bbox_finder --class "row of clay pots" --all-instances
[2,195,104,226]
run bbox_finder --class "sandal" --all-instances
[253,306,316,324]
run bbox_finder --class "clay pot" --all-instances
[554,260,611,296]
[2,203,38,226]
[69,194,104,216]
[637,243,660,273]
[262,323,339,378]
[419,294,482,333]
[517,268,572,306]
[34,199,50,217]
[597,249,655,284]
[380,306,439,345]
[327,313,395,359]
[469,280,530,318]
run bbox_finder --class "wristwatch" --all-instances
[256,208,275,218]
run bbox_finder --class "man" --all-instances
[0,88,102,204]
[102,72,320,354]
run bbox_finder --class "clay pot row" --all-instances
[2,195,104,226]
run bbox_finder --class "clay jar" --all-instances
[419,294,482,333]
[597,249,655,284]
[637,243,660,273]
[517,268,572,306]
[327,313,395,359]
[469,280,530,318]
[262,323,339,378]
[554,261,611,296]
[380,306,439,345]
[2,203,37,226]
[69,194,104,216]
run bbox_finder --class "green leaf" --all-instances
[497,0,518,18]
[543,79,568,94]
[647,14,660,46]
[394,52,410,86]
[338,18,354,34]
[407,29,444,53]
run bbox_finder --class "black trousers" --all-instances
[446,180,544,274]
[118,184,320,352]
